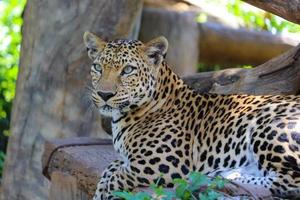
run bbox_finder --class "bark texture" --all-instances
[0,1,143,199]
[242,0,300,25]
[42,138,117,199]
[49,172,89,200]
[139,7,199,76]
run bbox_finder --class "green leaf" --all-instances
[173,178,189,198]
[161,190,177,200]
[182,190,191,200]
[173,178,188,186]
[206,190,220,200]
[153,185,165,196]
[213,176,227,189]
[133,192,152,200]
[113,191,134,199]
[188,172,209,191]
[0,0,26,178]
[199,193,209,200]
[175,183,187,198]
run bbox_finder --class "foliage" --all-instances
[197,63,221,73]
[203,0,300,34]
[113,172,227,200]
[0,0,26,176]
[198,63,253,72]
[0,151,5,177]
[197,0,300,72]
[226,0,300,34]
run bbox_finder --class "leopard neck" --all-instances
[128,61,186,118]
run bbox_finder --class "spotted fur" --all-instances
[83,31,300,199]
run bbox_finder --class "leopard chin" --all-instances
[99,105,114,117]
[99,105,123,118]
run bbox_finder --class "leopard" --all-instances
[83,31,300,200]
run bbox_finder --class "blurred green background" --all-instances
[215,0,300,33]
[0,0,299,178]
[0,0,26,177]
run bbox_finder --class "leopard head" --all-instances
[83,31,168,117]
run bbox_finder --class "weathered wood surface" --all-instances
[242,0,300,25]
[0,0,143,200]
[139,7,199,76]
[42,138,272,200]
[49,172,89,200]
[42,138,117,199]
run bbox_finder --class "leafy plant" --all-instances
[197,63,221,73]
[201,0,300,34]
[0,0,26,177]
[0,151,5,177]
[226,0,300,34]
[113,172,227,200]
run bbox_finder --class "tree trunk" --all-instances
[0,1,143,200]
[139,7,199,76]
[42,138,116,199]
[242,0,300,25]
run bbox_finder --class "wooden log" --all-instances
[0,0,143,199]
[139,7,199,76]
[198,22,297,67]
[42,137,273,199]
[140,3,298,68]
[49,172,88,200]
[186,43,300,95]
[242,0,300,25]
[42,138,118,199]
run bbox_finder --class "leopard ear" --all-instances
[83,31,106,60]
[144,36,168,66]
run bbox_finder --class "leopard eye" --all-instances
[92,64,102,74]
[121,65,136,75]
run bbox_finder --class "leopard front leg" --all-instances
[93,160,124,200]
[93,160,148,200]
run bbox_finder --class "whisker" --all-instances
[80,83,100,116]
[112,97,129,103]
[119,101,130,109]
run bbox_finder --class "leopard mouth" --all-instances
[119,101,130,109]
[101,104,113,111]
[98,104,113,114]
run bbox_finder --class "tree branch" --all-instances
[242,0,300,25]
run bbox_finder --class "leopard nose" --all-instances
[97,91,115,101]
